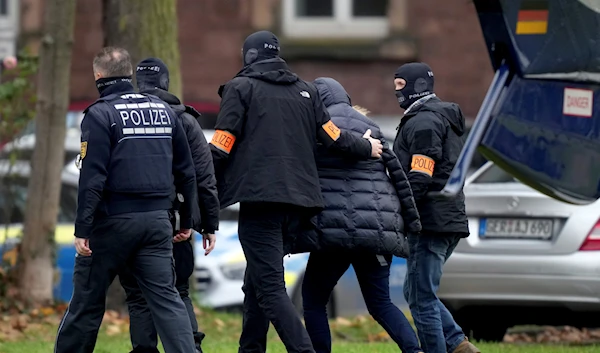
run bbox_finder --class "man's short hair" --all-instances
[92,47,133,77]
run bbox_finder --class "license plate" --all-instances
[479,218,554,239]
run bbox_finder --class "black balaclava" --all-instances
[394,62,435,110]
[135,57,170,91]
[242,30,280,67]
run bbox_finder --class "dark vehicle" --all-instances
[436,0,600,342]
[441,0,600,205]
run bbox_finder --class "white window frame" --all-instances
[0,0,18,58]
[0,0,16,28]
[282,0,389,39]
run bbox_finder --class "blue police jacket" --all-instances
[74,78,196,238]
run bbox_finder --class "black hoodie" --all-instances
[211,58,372,210]
[393,97,469,236]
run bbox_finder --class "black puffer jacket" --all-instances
[310,77,421,256]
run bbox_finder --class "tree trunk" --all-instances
[103,0,182,99]
[18,0,76,306]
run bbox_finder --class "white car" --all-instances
[194,203,311,309]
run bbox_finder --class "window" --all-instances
[0,0,17,57]
[472,163,519,184]
[0,0,7,16]
[0,177,78,225]
[283,0,389,39]
[352,0,387,17]
[20,111,84,137]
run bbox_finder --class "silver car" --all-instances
[440,161,600,341]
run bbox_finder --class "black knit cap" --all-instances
[242,30,280,66]
[136,57,170,91]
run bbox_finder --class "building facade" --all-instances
[19,0,493,121]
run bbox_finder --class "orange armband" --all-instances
[210,130,236,154]
[322,120,341,141]
[410,154,435,177]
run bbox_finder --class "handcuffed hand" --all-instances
[363,129,383,158]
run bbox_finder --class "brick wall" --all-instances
[407,0,494,119]
[66,0,492,119]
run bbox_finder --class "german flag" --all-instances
[516,0,549,35]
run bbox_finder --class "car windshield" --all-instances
[471,163,520,184]
[0,176,78,225]
[20,111,84,136]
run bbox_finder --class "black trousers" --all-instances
[238,202,315,353]
[119,238,205,353]
[53,211,195,353]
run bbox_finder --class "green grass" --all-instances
[0,309,598,353]
[2,337,599,353]
[3,340,600,353]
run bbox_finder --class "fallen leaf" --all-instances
[2,247,18,266]
[40,306,56,317]
[335,317,352,327]
[10,314,28,331]
[55,303,68,312]
[355,315,367,324]
[106,324,122,336]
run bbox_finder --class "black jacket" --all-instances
[307,78,420,256]
[210,58,372,210]
[142,88,220,233]
[75,80,196,238]
[393,96,469,235]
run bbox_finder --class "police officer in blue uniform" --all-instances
[54,47,197,353]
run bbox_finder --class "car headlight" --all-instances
[220,261,246,281]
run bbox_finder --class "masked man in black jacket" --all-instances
[393,62,480,353]
[115,57,220,353]
[210,31,383,353]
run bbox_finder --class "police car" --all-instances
[0,140,82,301]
